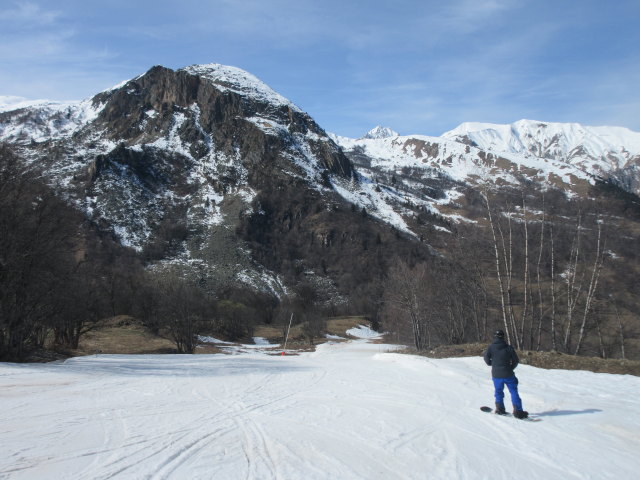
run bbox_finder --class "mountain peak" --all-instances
[179,63,301,112]
[361,126,399,140]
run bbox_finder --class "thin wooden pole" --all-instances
[282,313,293,356]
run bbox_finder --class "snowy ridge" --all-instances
[332,117,640,235]
[0,95,59,112]
[331,130,595,235]
[361,125,399,139]
[0,98,105,143]
[443,119,640,172]
[181,64,302,112]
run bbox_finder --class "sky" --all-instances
[1,0,639,138]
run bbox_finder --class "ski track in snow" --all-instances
[1,339,639,480]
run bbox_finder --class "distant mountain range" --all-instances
[336,119,640,199]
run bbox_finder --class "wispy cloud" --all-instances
[0,1,126,98]
[438,0,516,32]
[0,0,638,134]
[0,1,61,26]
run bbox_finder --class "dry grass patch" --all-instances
[77,316,175,355]
[252,324,286,343]
[54,314,376,360]
[327,316,368,337]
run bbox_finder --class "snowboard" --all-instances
[480,406,541,422]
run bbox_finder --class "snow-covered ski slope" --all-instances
[1,334,639,479]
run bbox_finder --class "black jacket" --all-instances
[484,338,519,378]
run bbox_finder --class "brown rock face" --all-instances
[90,65,354,179]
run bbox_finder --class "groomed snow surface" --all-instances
[1,334,639,479]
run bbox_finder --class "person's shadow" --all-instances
[536,408,602,417]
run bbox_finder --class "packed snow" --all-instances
[1,334,639,479]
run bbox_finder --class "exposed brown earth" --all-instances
[24,317,639,377]
[27,315,367,361]
[76,316,176,355]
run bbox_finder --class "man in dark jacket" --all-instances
[484,330,529,419]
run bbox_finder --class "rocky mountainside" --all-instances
[1,63,640,303]
[0,64,366,295]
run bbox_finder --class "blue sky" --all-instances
[1,0,639,137]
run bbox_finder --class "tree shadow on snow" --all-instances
[536,408,602,417]
[58,356,317,378]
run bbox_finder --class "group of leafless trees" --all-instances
[0,145,110,359]
[132,273,279,353]
[483,190,609,355]
[0,146,272,360]
[382,187,638,359]
[382,251,489,351]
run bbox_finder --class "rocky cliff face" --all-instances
[0,64,361,295]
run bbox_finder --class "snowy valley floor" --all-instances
[1,331,639,479]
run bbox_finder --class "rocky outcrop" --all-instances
[88,65,353,178]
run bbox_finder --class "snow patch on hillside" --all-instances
[182,64,302,112]
[0,98,105,144]
[346,324,383,339]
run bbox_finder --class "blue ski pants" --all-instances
[493,375,523,411]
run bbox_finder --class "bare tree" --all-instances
[549,221,558,351]
[0,145,88,358]
[574,219,606,355]
[383,260,430,350]
[535,198,546,350]
[483,190,512,345]
[613,298,626,360]
[156,271,211,353]
[519,193,530,349]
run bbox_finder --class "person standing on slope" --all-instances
[484,330,529,419]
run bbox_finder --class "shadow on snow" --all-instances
[536,408,603,417]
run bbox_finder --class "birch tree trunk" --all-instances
[563,214,584,352]
[520,194,530,349]
[574,220,605,355]
[484,191,511,344]
[535,206,545,351]
[550,222,557,351]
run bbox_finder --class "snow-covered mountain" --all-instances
[443,119,640,194]
[361,126,399,139]
[336,120,640,195]
[330,119,640,235]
